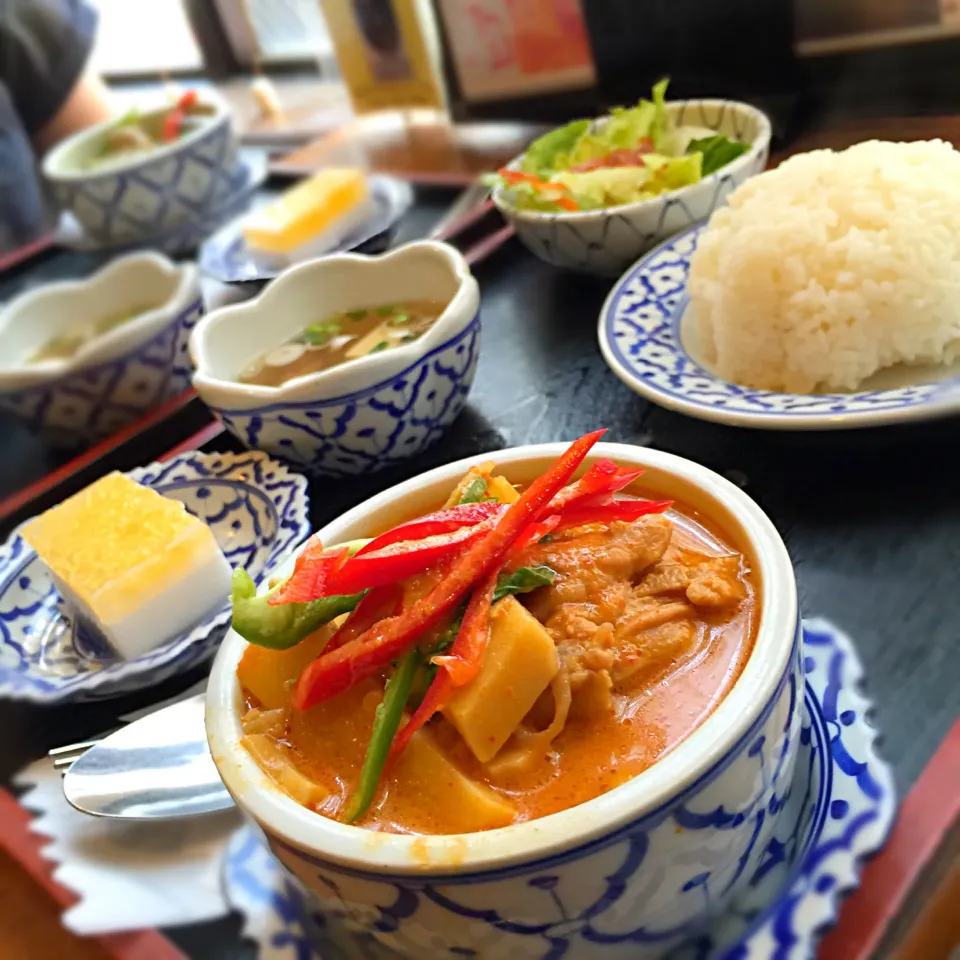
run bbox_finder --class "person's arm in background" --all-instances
[33,70,112,154]
[1,0,112,156]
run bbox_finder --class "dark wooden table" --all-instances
[1,156,959,958]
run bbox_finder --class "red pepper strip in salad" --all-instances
[323,582,404,655]
[268,541,349,606]
[552,498,672,532]
[497,168,579,212]
[353,502,505,557]
[177,89,199,110]
[291,428,606,709]
[327,518,499,596]
[388,570,499,763]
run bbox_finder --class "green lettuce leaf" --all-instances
[521,119,590,177]
[687,134,750,176]
[556,151,701,207]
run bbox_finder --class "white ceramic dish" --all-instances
[492,99,771,276]
[598,223,960,430]
[0,252,202,446]
[207,442,800,959]
[190,241,481,477]
[221,618,897,960]
[42,91,237,248]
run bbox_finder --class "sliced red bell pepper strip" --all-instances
[497,168,579,211]
[549,459,643,511]
[553,498,672,531]
[506,515,561,562]
[353,502,505,557]
[324,582,404,654]
[178,89,199,111]
[268,540,349,606]
[328,518,499,596]
[292,428,606,710]
[387,569,499,763]
[161,108,185,142]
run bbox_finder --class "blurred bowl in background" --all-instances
[0,252,202,447]
[42,92,238,249]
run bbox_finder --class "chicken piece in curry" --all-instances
[233,434,757,835]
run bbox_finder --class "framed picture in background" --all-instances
[432,0,602,121]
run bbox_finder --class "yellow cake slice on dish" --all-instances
[22,472,232,660]
[243,167,373,266]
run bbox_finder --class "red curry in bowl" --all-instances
[230,430,758,835]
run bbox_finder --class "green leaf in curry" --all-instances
[493,565,557,603]
[457,477,489,504]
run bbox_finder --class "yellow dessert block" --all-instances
[242,168,370,256]
[23,472,232,660]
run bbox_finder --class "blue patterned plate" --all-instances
[221,618,896,960]
[54,154,268,257]
[0,451,309,703]
[199,175,415,284]
[598,223,960,430]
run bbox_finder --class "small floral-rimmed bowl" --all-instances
[207,442,800,959]
[189,241,481,478]
[493,99,771,276]
[0,252,202,447]
[0,450,310,704]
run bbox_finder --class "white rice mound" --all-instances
[686,139,960,393]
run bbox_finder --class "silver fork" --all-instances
[48,739,104,773]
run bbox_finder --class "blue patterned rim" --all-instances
[598,223,960,430]
[0,451,310,703]
[199,175,415,284]
[221,619,896,960]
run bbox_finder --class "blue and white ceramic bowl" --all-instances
[493,100,771,276]
[190,241,481,478]
[0,252,202,447]
[55,153,267,257]
[42,94,237,248]
[207,442,800,959]
[598,224,960,430]
[0,450,310,703]
[221,618,897,960]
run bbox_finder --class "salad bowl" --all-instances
[190,241,481,478]
[0,252,202,447]
[206,442,801,959]
[492,97,771,276]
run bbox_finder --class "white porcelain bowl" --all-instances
[493,99,771,276]
[206,442,801,959]
[0,252,202,447]
[42,93,237,247]
[190,241,481,478]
